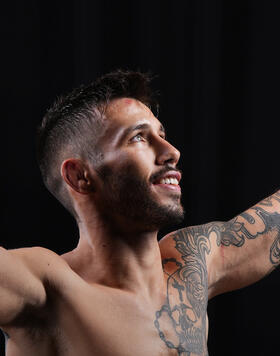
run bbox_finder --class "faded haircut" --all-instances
[36,69,159,218]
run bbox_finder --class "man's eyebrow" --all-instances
[121,123,166,139]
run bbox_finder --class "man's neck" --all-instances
[63,219,166,301]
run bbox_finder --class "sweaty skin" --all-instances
[1,99,280,356]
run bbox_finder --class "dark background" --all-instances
[1,1,280,355]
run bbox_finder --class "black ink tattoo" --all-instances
[155,191,280,355]
[155,227,210,355]
[216,206,280,264]
[259,191,280,206]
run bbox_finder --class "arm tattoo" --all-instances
[215,191,280,264]
[155,226,210,355]
[218,206,280,264]
[155,192,280,355]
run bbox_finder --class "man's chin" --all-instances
[152,202,185,229]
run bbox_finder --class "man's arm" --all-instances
[160,190,280,299]
[207,190,280,297]
[0,247,48,327]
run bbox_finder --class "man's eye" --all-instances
[131,134,144,142]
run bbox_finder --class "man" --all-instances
[0,70,279,356]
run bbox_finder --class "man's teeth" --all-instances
[159,177,179,185]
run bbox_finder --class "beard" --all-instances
[97,163,185,232]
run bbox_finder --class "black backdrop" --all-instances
[1,1,280,355]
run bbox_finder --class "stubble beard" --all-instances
[98,164,185,232]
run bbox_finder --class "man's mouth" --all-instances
[158,177,179,185]
[151,170,182,191]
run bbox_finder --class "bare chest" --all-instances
[44,284,208,356]
[6,261,209,356]
[45,267,208,356]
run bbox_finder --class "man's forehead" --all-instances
[106,97,152,117]
[99,98,164,143]
[105,97,162,129]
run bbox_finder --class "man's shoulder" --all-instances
[159,228,186,263]
[9,246,71,281]
[159,224,215,264]
[10,246,65,263]
[159,227,191,251]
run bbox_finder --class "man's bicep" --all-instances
[0,247,47,326]
[207,203,280,298]
[161,214,279,299]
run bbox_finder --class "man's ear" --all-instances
[61,158,95,194]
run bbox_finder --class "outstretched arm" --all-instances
[0,247,47,327]
[0,246,69,332]
[208,190,280,297]
[156,191,280,354]
[160,190,280,299]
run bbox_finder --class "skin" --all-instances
[1,98,280,356]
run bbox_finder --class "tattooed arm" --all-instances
[156,191,280,354]
[160,190,280,299]
[206,190,280,297]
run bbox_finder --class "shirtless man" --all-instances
[1,70,280,356]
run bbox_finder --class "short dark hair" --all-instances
[36,69,158,217]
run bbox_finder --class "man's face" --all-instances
[94,98,184,232]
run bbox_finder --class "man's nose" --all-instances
[156,139,180,166]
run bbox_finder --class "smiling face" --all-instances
[93,98,184,232]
